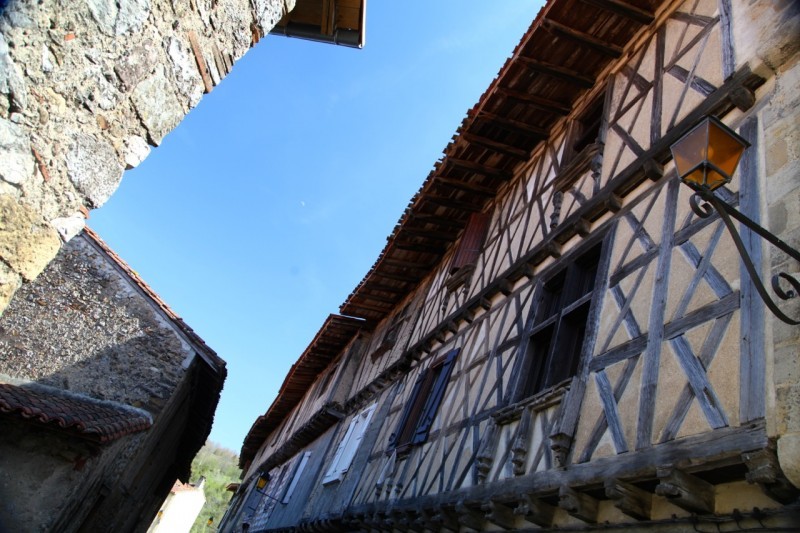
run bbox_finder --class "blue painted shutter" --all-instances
[412,348,460,444]
[389,370,428,449]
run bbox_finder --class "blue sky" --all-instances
[90,1,544,454]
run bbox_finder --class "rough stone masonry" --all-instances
[0,0,294,315]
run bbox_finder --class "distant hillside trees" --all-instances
[189,442,241,532]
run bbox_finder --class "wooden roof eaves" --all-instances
[474,110,551,138]
[541,18,624,58]
[340,0,664,327]
[343,300,393,315]
[445,158,514,180]
[491,88,571,115]
[239,313,363,467]
[340,4,561,320]
[514,56,596,88]
[457,132,531,160]
[580,0,656,25]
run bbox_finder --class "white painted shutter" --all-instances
[322,404,376,484]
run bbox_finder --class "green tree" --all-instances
[189,441,241,532]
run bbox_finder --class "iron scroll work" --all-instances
[688,187,800,325]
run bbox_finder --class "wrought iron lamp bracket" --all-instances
[688,187,800,325]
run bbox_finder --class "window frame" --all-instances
[389,347,460,454]
[563,92,606,164]
[371,303,411,361]
[518,243,602,400]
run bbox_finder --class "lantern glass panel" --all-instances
[671,117,748,191]
[671,120,709,185]
[708,119,746,180]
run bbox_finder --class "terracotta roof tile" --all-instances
[0,382,152,444]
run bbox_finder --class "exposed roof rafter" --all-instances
[446,157,512,180]
[494,88,572,115]
[542,17,624,57]
[476,111,550,138]
[460,132,531,160]
[580,0,655,25]
[515,56,595,88]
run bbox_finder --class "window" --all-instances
[520,245,601,398]
[316,363,338,398]
[372,303,411,361]
[565,95,604,162]
[389,348,460,452]
[322,403,376,484]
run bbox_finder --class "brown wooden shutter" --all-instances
[449,211,492,274]
[412,348,460,444]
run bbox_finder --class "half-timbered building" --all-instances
[221,0,799,530]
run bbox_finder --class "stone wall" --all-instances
[0,230,215,531]
[0,231,194,410]
[751,3,800,487]
[0,0,294,315]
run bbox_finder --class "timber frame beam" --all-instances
[291,424,792,532]
[542,18,623,58]
[311,423,767,526]
[402,65,765,369]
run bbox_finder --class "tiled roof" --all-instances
[0,382,153,444]
[339,0,667,324]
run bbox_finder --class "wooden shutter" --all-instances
[389,370,428,449]
[412,348,460,444]
[282,451,311,503]
[242,478,265,518]
[449,211,492,274]
[338,403,376,475]
[322,414,358,484]
[322,404,375,484]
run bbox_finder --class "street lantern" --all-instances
[670,116,750,191]
[669,116,799,325]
